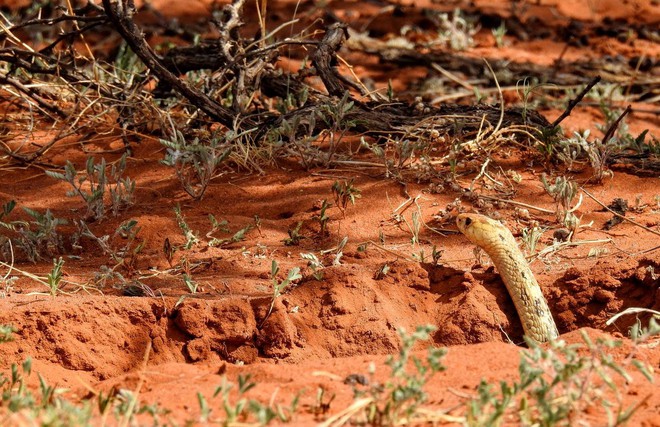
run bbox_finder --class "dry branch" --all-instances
[602,105,632,144]
[311,23,354,97]
[0,0,590,170]
[0,74,67,119]
[99,2,551,146]
[101,0,249,127]
[549,76,601,129]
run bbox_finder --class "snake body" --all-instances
[456,213,559,343]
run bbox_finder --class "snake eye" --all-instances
[464,217,472,226]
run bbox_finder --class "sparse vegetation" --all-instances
[466,329,658,426]
[315,200,332,236]
[541,174,582,230]
[301,252,325,280]
[332,179,362,214]
[0,314,657,425]
[208,223,252,247]
[160,124,233,200]
[0,325,15,343]
[174,204,200,250]
[492,21,508,48]
[262,260,302,327]
[0,325,169,424]
[321,236,349,266]
[284,221,305,246]
[433,9,479,51]
[197,374,301,424]
[557,129,615,182]
[182,273,199,294]
[343,325,447,425]
[521,224,544,255]
[79,219,145,289]
[46,155,135,221]
[45,257,65,296]
[0,200,67,262]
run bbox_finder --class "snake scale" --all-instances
[456,213,559,343]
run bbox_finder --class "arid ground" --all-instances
[0,0,659,425]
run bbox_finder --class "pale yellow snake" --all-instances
[456,213,559,343]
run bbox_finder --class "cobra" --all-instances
[456,213,559,343]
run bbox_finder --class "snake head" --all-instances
[456,213,516,248]
[456,213,482,245]
[456,213,477,234]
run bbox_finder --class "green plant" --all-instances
[557,129,614,182]
[320,236,348,266]
[216,375,255,424]
[46,257,65,296]
[267,90,357,168]
[204,212,255,248]
[46,154,135,221]
[628,315,660,343]
[361,136,393,173]
[207,214,230,235]
[374,262,391,280]
[541,175,577,210]
[284,221,304,246]
[521,224,544,255]
[541,174,582,229]
[315,91,357,165]
[111,41,147,82]
[20,208,68,258]
[175,208,252,250]
[431,245,443,265]
[492,21,507,48]
[183,273,198,294]
[592,84,626,110]
[0,351,165,424]
[406,211,422,246]
[113,388,170,423]
[312,387,335,419]
[347,325,447,425]
[174,204,200,250]
[301,252,324,280]
[315,199,331,235]
[628,129,660,156]
[516,77,545,128]
[79,219,144,279]
[261,260,302,327]
[332,179,361,213]
[0,324,15,343]
[268,112,320,169]
[411,244,443,265]
[92,265,132,292]
[0,200,67,262]
[208,223,252,247]
[1,357,36,413]
[432,9,478,51]
[412,248,429,263]
[0,320,179,424]
[160,123,233,200]
[249,392,301,425]
[0,200,16,226]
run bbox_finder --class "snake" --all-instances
[456,213,559,343]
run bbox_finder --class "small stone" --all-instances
[593,289,615,303]
[515,208,530,220]
[553,228,571,242]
